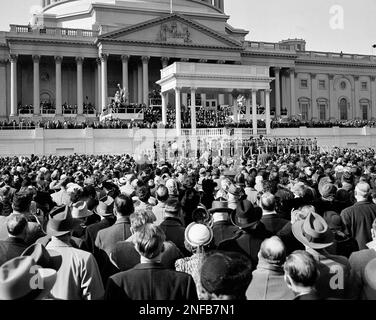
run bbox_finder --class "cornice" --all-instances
[241,51,298,59]
[296,59,376,68]
[98,38,243,51]
[7,38,96,48]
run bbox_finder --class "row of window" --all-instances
[299,98,370,121]
[300,79,368,90]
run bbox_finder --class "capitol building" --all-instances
[0,0,375,133]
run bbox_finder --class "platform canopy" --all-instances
[157,62,274,135]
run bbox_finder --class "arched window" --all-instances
[339,98,348,120]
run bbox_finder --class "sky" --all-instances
[0,0,375,55]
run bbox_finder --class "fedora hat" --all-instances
[292,212,334,249]
[209,199,233,214]
[21,243,62,272]
[0,256,57,300]
[230,200,262,229]
[94,195,114,217]
[71,201,93,219]
[185,223,213,248]
[46,205,75,237]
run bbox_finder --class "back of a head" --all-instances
[136,185,150,203]
[134,224,166,259]
[284,250,318,288]
[259,236,286,266]
[6,214,27,237]
[246,175,255,188]
[200,252,253,300]
[130,208,157,233]
[260,192,276,212]
[114,194,134,217]
[164,198,181,216]
[156,185,169,203]
[355,181,371,200]
[12,192,32,214]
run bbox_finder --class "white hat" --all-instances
[71,201,93,219]
[184,223,213,247]
[66,183,83,194]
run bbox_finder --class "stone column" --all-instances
[371,76,376,120]
[265,89,271,134]
[161,57,170,107]
[329,74,336,120]
[10,55,18,117]
[218,93,225,106]
[121,55,129,102]
[274,67,281,117]
[354,76,360,119]
[190,88,197,134]
[96,58,101,113]
[260,90,265,108]
[251,89,258,135]
[201,93,206,108]
[33,55,41,115]
[0,59,7,118]
[142,56,149,105]
[290,68,296,116]
[55,56,63,115]
[310,73,317,120]
[175,87,182,136]
[100,54,108,112]
[76,57,84,115]
[246,96,251,121]
[137,62,143,104]
[161,91,167,125]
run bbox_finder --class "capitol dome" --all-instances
[43,0,224,16]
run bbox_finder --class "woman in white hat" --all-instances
[175,222,214,300]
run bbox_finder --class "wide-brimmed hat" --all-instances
[230,200,262,229]
[21,243,62,272]
[0,256,57,300]
[185,222,213,247]
[292,212,334,249]
[94,195,114,217]
[46,205,75,237]
[209,199,233,214]
[71,201,93,219]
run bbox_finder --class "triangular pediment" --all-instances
[100,13,242,48]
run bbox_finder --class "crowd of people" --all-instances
[0,147,376,300]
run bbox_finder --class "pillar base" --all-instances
[76,115,87,122]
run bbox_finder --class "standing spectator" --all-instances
[95,194,134,256]
[105,224,198,300]
[260,192,289,235]
[246,236,294,300]
[0,214,28,265]
[341,182,376,249]
[159,199,189,256]
[349,219,376,299]
[45,205,104,300]
[292,211,357,299]
[283,251,321,300]
[217,200,270,268]
[209,199,238,247]
[152,185,169,225]
[175,222,214,299]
